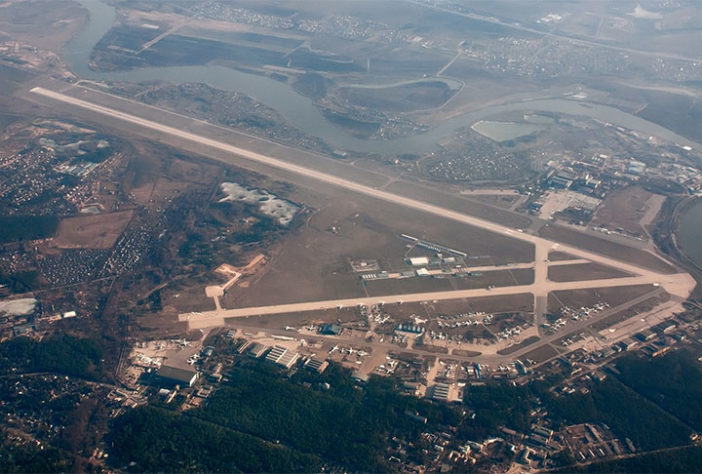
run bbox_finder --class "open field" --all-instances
[222,197,534,308]
[335,79,460,113]
[0,0,86,51]
[429,294,533,315]
[497,335,540,355]
[592,185,657,237]
[364,269,534,297]
[548,262,631,282]
[51,211,133,249]
[520,344,559,363]
[548,251,577,261]
[226,307,362,330]
[539,223,676,274]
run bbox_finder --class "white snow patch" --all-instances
[219,182,299,226]
[538,13,563,24]
[630,4,663,19]
[0,298,37,316]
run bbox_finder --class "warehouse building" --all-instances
[157,365,198,388]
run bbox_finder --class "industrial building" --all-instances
[549,168,577,189]
[431,382,451,402]
[266,345,300,369]
[409,256,430,266]
[304,358,329,373]
[157,365,198,388]
[320,323,342,335]
[248,342,269,358]
[635,329,656,342]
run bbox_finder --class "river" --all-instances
[62,0,700,155]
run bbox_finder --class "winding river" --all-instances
[63,0,700,155]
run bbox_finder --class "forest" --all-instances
[0,335,103,378]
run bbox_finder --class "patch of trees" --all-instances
[616,350,702,432]
[461,383,535,440]
[110,364,464,471]
[0,215,58,243]
[545,378,691,450]
[231,215,280,244]
[0,336,103,378]
[0,437,71,473]
[196,367,453,471]
[109,406,320,473]
[0,270,41,293]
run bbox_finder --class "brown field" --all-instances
[364,269,534,297]
[548,251,577,261]
[592,185,653,237]
[51,211,133,249]
[430,293,533,315]
[497,336,540,355]
[226,306,363,330]
[469,194,520,210]
[453,349,482,357]
[520,344,559,363]
[223,194,534,308]
[548,263,631,282]
[548,284,658,313]
[539,223,676,274]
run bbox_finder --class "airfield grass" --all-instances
[224,193,534,308]
[521,344,559,363]
[548,251,577,261]
[591,185,653,237]
[547,262,631,282]
[539,223,676,274]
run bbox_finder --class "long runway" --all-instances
[31,87,681,276]
[29,86,696,326]
[180,273,689,323]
